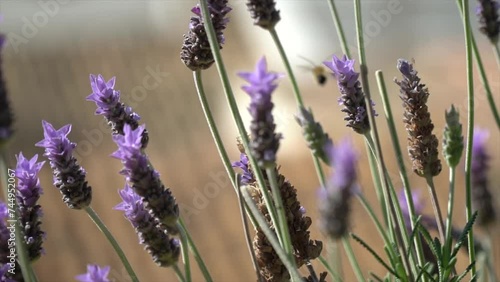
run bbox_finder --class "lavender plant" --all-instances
[0,0,498,281]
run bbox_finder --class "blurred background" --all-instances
[0,0,499,281]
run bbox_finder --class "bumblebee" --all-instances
[297,55,329,86]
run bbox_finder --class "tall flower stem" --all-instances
[240,186,302,282]
[424,176,446,242]
[198,0,282,251]
[455,0,500,129]
[84,206,138,282]
[375,70,426,269]
[461,0,477,276]
[173,264,187,282]
[326,0,351,58]
[177,222,191,282]
[445,168,456,251]
[178,218,213,282]
[494,43,500,69]
[266,167,295,264]
[341,236,364,281]
[0,151,37,282]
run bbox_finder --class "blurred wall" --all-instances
[0,0,498,281]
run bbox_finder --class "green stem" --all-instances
[266,167,295,264]
[445,168,456,253]
[455,0,500,129]
[241,186,303,282]
[84,206,138,282]
[173,264,187,282]
[365,140,388,227]
[0,151,37,282]
[424,176,446,243]
[342,236,364,281]
[375,70,427,270]
[193,71,235,186]
[461,0,477,277]
[177,222,191,282]
[318,255,342,282]
[178,218,213,282]
[493,42,500,70]
[326,0,351,58]
[198,0,281,249]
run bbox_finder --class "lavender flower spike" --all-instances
[181,0,232,71]
[318,139,359,239]
[0,34,13,144]
[238,56,283,168]
[471,128,496,226]
[324,55,373,134]
[15,153,45,261]
[75,264,111,282]
[476,0,500,43]
[87,74,148,148]
[115,184,180,267]
[112,124,179,234]
[35,121,92,209]
[246,0,281,30]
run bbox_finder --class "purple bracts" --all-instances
[35,121,92,209]
[15,153,45,261]
[238,57,282,168]
[232,153,254,185]
[75,264,111,282]
[87,74,148,148]
[115,184,180,267]
[112,124,179,234]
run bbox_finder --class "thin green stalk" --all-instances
[326,0,351,58]
[328,239,343,281]
[424,176,446,243]
[318,255,342,282]
[455,0,500,129]
[193,70,235,185]
[445,168,456,253]
[375,70,427,270]
[494,42,500,69]
[461,0,477,277]
[198,0,282,249]
[241,186,303,282]
[177,222,191,282]
[365,140,388,227]
[84,206,138,282]
[178,218,213,282]
[0,151,37,282]
[173,264,187,282]
[342,236,364,281]
[266,167,295,264]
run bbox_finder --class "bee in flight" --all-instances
[297,55,329,86]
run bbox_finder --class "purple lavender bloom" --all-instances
[324,55,373,134]
[318,139,359,239]
[0,202,9,264]
[0,33,13,143]
[232,153,254,185]
[181,0,232,70]
[471,128,496,226]
[15,153,45,261]
[112,124,179,234]
[35,121,92,209]
[115,184,180,267]
[0,264,15,282]
[476,0,500,43]
[75,264,111,282]
[87,74,148,148]
[238,57,283,168]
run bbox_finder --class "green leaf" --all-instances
[452,261,476,282]
[351,233,400,278]
[451,211,478,258]
[370,272,384,282]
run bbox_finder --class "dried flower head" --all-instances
[318,139,359,239]
[15,153,46,261]
[35,121,92,209]
[442,105,463,168]
[112,124,179,234]
[295,106,333,164]
[394,59,441,177]
[181,0,232,71]
[246,0,281,30]
[115,184,180,266]
[0,34,13,144]
[476,0,500,43]
[471,128,496,226]
[87,74,148,148]
[238,57,283,168]
[75,264,111,282]
[324,55,374,134]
